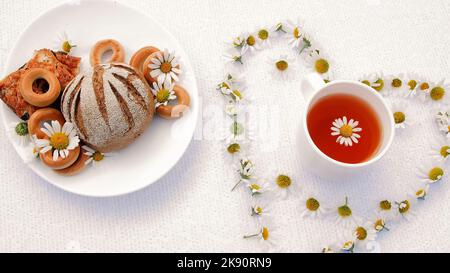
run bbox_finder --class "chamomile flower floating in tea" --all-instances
[390,101,414,129]
[299,195,328,219]
[417,161,445,184]
[148,49,181,84]
[8,121,29,146]
[331,116,362,147]
[150,80,177,108]
[53,31,76,53]
[36,121,80,161]
[267,55,296,81]
[430,137,450,162]
[396,198,417,221]
[83,146,114,167]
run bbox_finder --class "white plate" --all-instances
[1,0,199,197]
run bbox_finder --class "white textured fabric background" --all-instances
[1,0,450,253]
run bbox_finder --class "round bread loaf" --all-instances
[61,63,154,152]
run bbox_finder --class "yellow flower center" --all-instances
[232,89,243,100]
[392,78,402,88]
[408,80,417,90]
[372,78,384,92]
[62,41,73,53]
[315,59,329,74]
[293,27,300,39]
[275,60,288,71]
[50,132,69,150]
[250,183,261,191]
[255,206,263,215]
[258,29,269,40]
[221,82,230,89]
[416,189,425,198]
[276,175,292,189]
[379,200,392,211]
[355,227,368,241]
[93,151,104,162]
[306,198,320,211]
[227,143,241,154]
[262,227,269,241]
[398,200,410,214]
[339,124,353,138]
[156,89,170,103]
[428,167,444,181]
[440,146,450,158]
[246,35,256,46]
[338,205,352,217]
[361,80,371,86]
[160,62,172,74]
[374,219,385,231]
[420,82,429,91]
[393,111,406,124]
[430,86,445,101]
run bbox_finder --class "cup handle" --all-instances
[301,73,326,101]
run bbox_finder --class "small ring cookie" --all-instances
[20,68,61,107]
[28,108,65,139]
[157,85,190,119]
[40,145,80,170]
[90,39,125,66]
[54,149,90,176]
[129,46,160,76]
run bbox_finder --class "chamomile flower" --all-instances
[240,32,259,54]
[395,197,417,221]
[360,72,386,93]
[36,121,80,161]
[390,101,414,129]
[223,50,244,66]
[270,173,298,199]
[147,49,182,84]
[339,238,356,253]
[430,137,450,162]
[255,26,272,48]
[417,161,445,184]
[244,220,280,252]
[8,121,29,146]
[285,19,304,49]
[53,31,76,53]
[321,246,335,253]
[416,78,434,101]
[23,134,40,163]
[251,196,273,218]
[333,197,359,227]
[150,80,177,108]
[383,74,409,98]
[267,55,296,81]
[372,215,390,232]
[299,194,328,218]
[331,116,362,147]
[83,145,114,167]
[426,80,449,106]
[352,221,377,248]
[375,199,397,221]
[245,179,271,196]
[270,22,287,36]
[229,35,245,50]
[231,158,256,191]
[403,72,421,97]
[408,182,430,201]
[305,50,332,79]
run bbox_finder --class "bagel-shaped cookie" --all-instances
[157,85,190,119]
[90,39,125,66]
[54,150,90,176]
[19,68,61,107]
[129,46,160,76]
[40,145,80,170]
[28,108,65,139]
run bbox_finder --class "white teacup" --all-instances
[298,73,395,178]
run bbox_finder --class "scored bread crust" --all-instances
[61,63,154,153]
